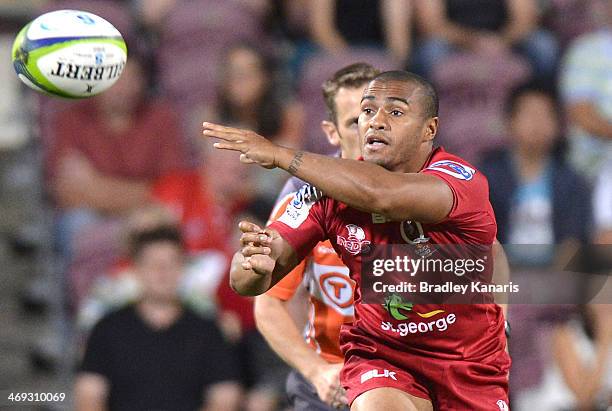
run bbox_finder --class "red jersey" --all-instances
[269,147,505,361]
[267,192,354,363]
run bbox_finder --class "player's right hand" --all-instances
[238,220,277,277]
[307,362,347,407]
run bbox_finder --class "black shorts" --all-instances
[286,370,349,411]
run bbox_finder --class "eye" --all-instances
[362,107,374,115]
[390,109,403,116]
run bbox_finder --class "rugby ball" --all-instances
[11,10,127,98]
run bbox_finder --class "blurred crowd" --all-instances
[0,0,611,410]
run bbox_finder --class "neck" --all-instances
[515,146,549,180]
[396,145,434,173]
[137,298,182,330]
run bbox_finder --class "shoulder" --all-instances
[567,31,610,53]
[90,305,136,335]
[423,148,481,184]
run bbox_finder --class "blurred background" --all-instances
[0,0,611,410]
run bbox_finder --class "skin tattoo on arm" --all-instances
[288,151,305,175]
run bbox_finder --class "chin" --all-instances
[364,154,390,169]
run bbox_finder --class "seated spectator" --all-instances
[414,0,559,79]
[74,224,242,411]
[593,160,612,244]
[559,1,612,180]
[480,81,592,267]
[44,53,190,260]
[212,42,304,149]
[308,0,413,64]
[516,304,612,410]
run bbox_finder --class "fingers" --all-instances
[202,122,247,141]
[241,245,271,258]
[238,220,262,233]
[242,254,274,275]
[212,141,246,152]
[240,154,256,164]
[240,232,271,247]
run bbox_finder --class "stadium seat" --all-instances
[38,0,133,38]
[431,51,531,164]
[298,49,401,154]
[157,0,267,113]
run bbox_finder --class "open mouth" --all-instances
[365,134,389,148]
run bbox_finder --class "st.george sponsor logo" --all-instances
[381,294,456,336]
[360,369,398,384]
[381,313,456,336]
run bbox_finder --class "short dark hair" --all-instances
[370,71,439,118]
[322,63,380,124]
[505,80,560,118]
[128,225,184,260]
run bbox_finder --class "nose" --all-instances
[369,108,389,131]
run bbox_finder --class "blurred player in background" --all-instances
[205,71,510,410]
[255,63,380,411]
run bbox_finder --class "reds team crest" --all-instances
[337,224,371,255]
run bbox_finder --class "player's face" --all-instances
[332,86,365,160]
[134,242,184,303]
[358,80,434,171]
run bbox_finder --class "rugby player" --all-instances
[203,71,510,410]
[256,63,379,411]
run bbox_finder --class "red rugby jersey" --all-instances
[269,147,506,361]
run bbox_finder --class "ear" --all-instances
[423,117,438,142]
[321,120,341,147]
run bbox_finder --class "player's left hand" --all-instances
[202,122,279,169]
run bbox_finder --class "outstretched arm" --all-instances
[203,123,452,223]
[230,221,301,296]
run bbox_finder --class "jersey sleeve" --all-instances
[422,159,496,242]
[268,185,328,263]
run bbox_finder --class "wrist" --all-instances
[273,146,294,169]
[300,357,327,382]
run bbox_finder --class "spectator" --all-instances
[480,81,592,266]
[559,1,612,180]
[45,53,190,259]
[414,0,559,79]
[74,224,242,411]
[593,160,612,244]
[309,0,413,63]
[516,305,612,410]
[208,42,304,149]
[151,143,256,253]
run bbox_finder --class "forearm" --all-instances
[382,0,412,61]
[502,0,537,45]
[275,148,390,214]
[569,103,612,140]
[254,295,328,378]
[229,252,274,296]
[309,0,346,50]
[274,148,448,221]
[492,240,510,317]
